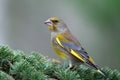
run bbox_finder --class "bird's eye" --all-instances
[52,20,59,23]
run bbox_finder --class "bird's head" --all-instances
[44,17,68,32]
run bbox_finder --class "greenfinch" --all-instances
[44,17,108,78]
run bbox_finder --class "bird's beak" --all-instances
[44,19,53,26]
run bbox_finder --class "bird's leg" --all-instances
[65,60,77,71]
[65,60,72,71]
[69,60,73,69]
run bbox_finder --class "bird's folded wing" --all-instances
[62,42,89,62]
[56,37,88,63]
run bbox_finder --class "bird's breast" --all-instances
[51,34,70,60]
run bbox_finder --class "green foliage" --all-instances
[0,46,120,80]
[0,71,14,80]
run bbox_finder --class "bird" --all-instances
[44,17,108,79]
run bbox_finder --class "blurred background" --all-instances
[0,0,120,70]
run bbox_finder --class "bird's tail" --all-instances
[96,67,107,77]
[86,60,109,79]
[96,65,110,80]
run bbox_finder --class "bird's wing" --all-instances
[55,33,95,63]
[63,30,89,57]
[62,42,89,58]
[56,35,94,62]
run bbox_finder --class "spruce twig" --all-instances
[0,46,120,80]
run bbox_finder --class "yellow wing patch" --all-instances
[71,49,85,62]
[89,57,95,64]
[56,37,64,47]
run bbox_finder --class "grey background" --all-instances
[0,0,120,70]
